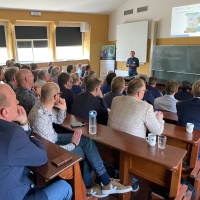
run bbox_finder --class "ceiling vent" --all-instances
[31,12,41,16]
[124,9,133,16]
[137,6,148,13]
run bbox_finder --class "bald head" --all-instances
[41,82,59,103]
[0,84,12,110]
[16,69,31,85]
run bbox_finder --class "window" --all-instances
[15,26,50,63]
[0,25,8,65]
[56,27,82,60]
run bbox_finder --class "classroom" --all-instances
[0,0,200,199]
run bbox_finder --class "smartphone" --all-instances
[52,154,72,167]
[71,122,86,127]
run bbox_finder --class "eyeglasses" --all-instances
[54,92,62,96]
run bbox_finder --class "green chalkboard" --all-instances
[152,46,200,74]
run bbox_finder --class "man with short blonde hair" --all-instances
[104,76,125,109]
[154,80,179,113]
[108,78,164,138]
[72,77,108,125]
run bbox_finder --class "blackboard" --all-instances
[152,46,200,74]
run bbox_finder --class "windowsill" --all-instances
[18,59,89,65]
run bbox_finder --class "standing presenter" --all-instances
[126,51,140,76]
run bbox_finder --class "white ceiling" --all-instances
[0,0,130,14]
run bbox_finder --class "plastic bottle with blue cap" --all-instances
[89,110,97,134]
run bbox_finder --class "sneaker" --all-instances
[132,180,139,192]
[86,183,108,198]
[101,178,133,195]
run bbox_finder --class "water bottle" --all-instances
[89,110,97,134]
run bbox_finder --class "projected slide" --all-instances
[171,3,200,37]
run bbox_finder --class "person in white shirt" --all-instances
[154,80,179,113]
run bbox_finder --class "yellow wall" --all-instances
[0,9,109,77]
[110,37,200,76]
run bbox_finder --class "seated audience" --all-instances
[7,61,15,69]
[32,69,40,83]
[21,65,31,70]
[104,76,125,109]
[73,65,76,72]
[154,80,179,113]
[15,69,41,115]
[58,72,75,114]
[108,78,164,138]
[81,65,86,77]
[161,89,166,96]
[101,72,116,95]
[81,71,96,90]
[51,66,60,85]
[77,63,82,77]
[101,70,114,87]
[14,62,21,69]
[0,84,72,200]
[11,58,15,63]
[83,65,91,77]
[71,73,83,95]
[146,77,162,98]
[174,80,193,101]
[30,63,39,71]
[28,82,132,198]
[0,66,4,82]
[34,70,50,87]
[67,65,75,74]
[72,78,108,125]
[4,67,19,91]
[139,76,155,105]
[3,60,10,73]
[177,80,200,130]
[48,61,55,74]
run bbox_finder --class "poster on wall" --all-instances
[100,45,115,79]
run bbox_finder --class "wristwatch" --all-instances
[18,120,29,126]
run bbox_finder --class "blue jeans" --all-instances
[56,134,106,187]
[128,67,137,76]
[43,180,72,200]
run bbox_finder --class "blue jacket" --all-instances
[101,84,111,95]
[0,119,48,200]
[143,90,155,105]
[146,85,162,99]
[71,91,108,125]
[174,90,193,101]
[176,98,200,130]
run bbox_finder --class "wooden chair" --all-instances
[190,161,200,200]
[151,184,192,200]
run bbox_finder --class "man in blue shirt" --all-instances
[126,51,140,76]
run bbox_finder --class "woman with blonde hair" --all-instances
[71,73,83,95]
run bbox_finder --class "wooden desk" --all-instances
[29,133,89,200]
[163,123,200,169]
[154,109,178,123]
[58,114,187,200]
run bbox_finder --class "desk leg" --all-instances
[169,162,182,198]
[190,143,199,169]
[73,162,88,200]
[119,152,133,200]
